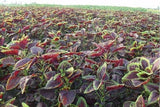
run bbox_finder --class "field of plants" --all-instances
[0,6,159,107]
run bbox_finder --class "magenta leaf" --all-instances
[122,71,139,81]
[123,80,135,88]
[39,88,56,100]
[0,36,4,46]
[19,36,29,49]
[127,62,140,72]
[93,79,102,90]
[14,58,32,70]
[45,71,56,80]
[137,71,151,79]
[82,75,96,81]
[140,57,150,70]
[144,83,159,93]
[76,97,88,107]
[135,95,145,107]
[30,46,43,55]
[0,84,5,93]
[69,69,82,83]
[84,83,94,94]
[59,90,76,106]
[132,78,149,87]
[97,62,108,80]
[123,101,135,107]
[148,91,159,105]
[112,46,126,53]
[36,102,47,107]
[45,76,63,89]
[152,58,160,72]
[1,56,15,67]
[19,75,34,94]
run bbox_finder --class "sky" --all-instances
[0,0,159,8]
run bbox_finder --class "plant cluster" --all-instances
[0,6,159,107]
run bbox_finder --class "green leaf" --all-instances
[22,102,29,107]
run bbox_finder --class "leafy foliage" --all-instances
[0,5,159,106]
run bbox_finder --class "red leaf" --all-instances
[18,28,21,33]
[2,49,19,55]
[106,84,124,91]
[59,90,76,106]
[0,36,4,46]
[42,53,59,60]
[85,58,97,64]
[2,28,6,32]
[19,36,29,49]
[10,43,20,49]
[0,92,3,99]
[6,71,21,90]
[104,40,115,50]
[90,51,103,57]
[112,46,126,53]
[105,59,123,67]
[22,25,30,31]
[65,52,83,56]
